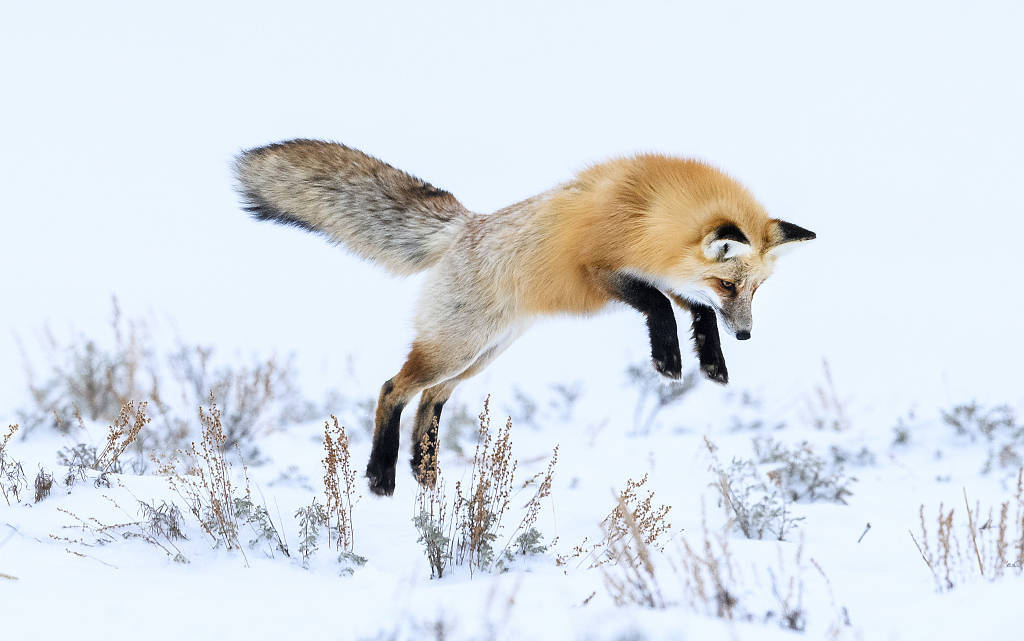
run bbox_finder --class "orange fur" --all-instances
[518,154,777,315]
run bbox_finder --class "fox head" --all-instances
[608,156,816,339]
[679,219,816,339]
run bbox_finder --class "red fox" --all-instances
[234,140,815,495]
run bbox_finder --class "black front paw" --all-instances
[651,341,682,379]
[365,458,396,496]
[696,339,729,385]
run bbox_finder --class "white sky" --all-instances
[2,0,1023,419]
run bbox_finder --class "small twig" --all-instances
[857,522,871,543]
[963,488,985,577]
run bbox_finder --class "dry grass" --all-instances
[454,397,517,575]
[910,468,1024,591]
[53,492,189,564]
[601,494,667,608]
[152,393,288,565]
[599,496,827,633]
[33,467,53,503]
[1,424,28,506]
[412,398,558,578]
[559,473,673,570]
[413,424,454,578]
[18,299,311,461]
[500,445,559,561]
[803,359,851,432]
[322,414,362,567]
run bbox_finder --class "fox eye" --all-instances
[719,279,736,292]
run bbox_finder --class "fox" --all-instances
[233,139,815,496]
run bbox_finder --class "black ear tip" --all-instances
[776,220,816,243]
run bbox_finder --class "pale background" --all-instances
[3,0,1023,421]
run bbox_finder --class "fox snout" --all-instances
[735,330,751,340]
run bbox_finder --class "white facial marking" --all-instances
[704,239,753,261]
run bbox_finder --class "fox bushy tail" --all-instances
[234,139,469,275]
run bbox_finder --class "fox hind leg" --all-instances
[409,335,517,485]
[365,342,479,496]
[366,327,512,495]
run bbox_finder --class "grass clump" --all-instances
[33,467,54,503]
[599,497,848,634]
[54,494,189,564]
[412,397,558,579]
[753,436,856,504]
[413,421,453,578]
[910,469,1024,592]
[154,393,286,565]
[803,360,850,432]
[560,474,673,570]
[1,424,28,505]
[705,437,802,541]
[18,299,313,461]
[942,402,1023,474]
[58,400,151,487]
[294,415,365,572]
[453,397,517,575]
[626,362,699,434]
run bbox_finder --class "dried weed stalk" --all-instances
[601,494,667,608]
[323,415,359,553]
[53,493,189,563]
[560,473,673,570]
[804,359,850,432]
[412,398,557,578]
[910,469,1024,592]
[501,446,559,561]
[34,467,54,503]
[1,424,28,505]
[600,498,816,633]
[155,394,263,564]
[454,397,517,575]
[413,420,455,578]
[19,298,310,460]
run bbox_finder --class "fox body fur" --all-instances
[234,139,815,495]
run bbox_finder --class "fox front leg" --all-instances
[667,293,728,384]
[688,303,728,384]
[598,271,682,379]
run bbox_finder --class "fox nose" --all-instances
[736,330,751,340]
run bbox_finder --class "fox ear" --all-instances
[767,220,816,254]
[703,223,752,261]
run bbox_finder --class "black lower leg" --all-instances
[411,400,444,483]
[600,271,681,379]
[366,381,405,496]
[690,303,728,384]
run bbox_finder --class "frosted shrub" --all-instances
[705,438,803,541]
[753,437,855,504]
[942,402,1023,473]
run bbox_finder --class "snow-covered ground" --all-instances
[3,379,1023,641]
[3,1,1024,640]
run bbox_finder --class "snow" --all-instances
[3,1,1024,640]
